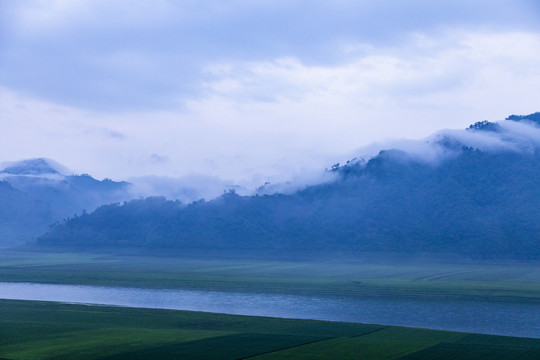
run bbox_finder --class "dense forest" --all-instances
[37,114,540,259]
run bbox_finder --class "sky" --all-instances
[1,0,540,188]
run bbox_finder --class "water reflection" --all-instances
[1,282,538,338]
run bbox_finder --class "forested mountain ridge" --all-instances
[0,158,131,246]
[36,113,540,258]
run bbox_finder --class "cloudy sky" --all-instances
[1,1,540,187]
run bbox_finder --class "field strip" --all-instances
[0,328,231,359]
[238,327,391,359]
[414,270,475,281]
[237,336,336,360]
[351,326,391,337]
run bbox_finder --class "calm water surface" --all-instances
[1,282,539,338]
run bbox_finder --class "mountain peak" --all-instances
[505,112,540,125]
[466,120,500,132]
[1,158,69,176]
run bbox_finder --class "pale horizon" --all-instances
[2,1,540,184]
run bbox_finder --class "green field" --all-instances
[1,299,539,360]
[1,251,540,358]
[1,250,539,303]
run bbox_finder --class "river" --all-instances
[1,282,539,338]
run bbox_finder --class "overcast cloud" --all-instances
[1,0,540,188]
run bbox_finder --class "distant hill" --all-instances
[506,112,540,125]
[36,113,540,259]
[0,158,131,247]
[0,181,52,246]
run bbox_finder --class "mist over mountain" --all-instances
[127,175,249,204]
[0,158,131,247]
[1,158,68,176]
[345,112,540,168]
[0,157,329,247]
[36,113,540,259]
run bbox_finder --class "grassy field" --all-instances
[0,250,539,303]
[1,299,539,360]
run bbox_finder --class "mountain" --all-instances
[0,158,132,247]
[506,112,540,125]
[1,158,67,176]
[0,181,52,247]
[36,113,540,259]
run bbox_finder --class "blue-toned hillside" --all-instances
[37,115,540,259]
[506,112,540,125]
[0,158,132,246]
